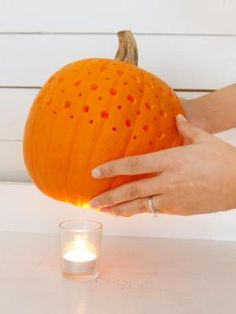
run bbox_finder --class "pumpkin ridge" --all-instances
[110,68,146,189]
[45,64,78,201]
[79,60,123,203]
[40,82,63,195]
[25,97,44,190]
[64,62,105,204]
[76,69,106,204]
[30,85,54,193]
[60,63,90,203]
[23,99,39,184]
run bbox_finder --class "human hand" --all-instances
[90,115,236,216]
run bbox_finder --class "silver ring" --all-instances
[147,196,159,217]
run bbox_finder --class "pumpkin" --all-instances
[23,31,185,208]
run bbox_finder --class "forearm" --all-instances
[182,84,236,133]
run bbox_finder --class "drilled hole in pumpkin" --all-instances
[155,94,159,98]
[112,127,117,131]
[145,102,153,110]
[74,80,81,87]
[139,89,143,93]
[149,141,153,145]
[124,82,128,85]
[100,66,107,71]
[78,92,82,97]
[64,101,71,108]
[160,110,167,118]
[82,105,89,113]
[117,70,124,76]
[91,83,98,91]
[109,88,118,96]
[89,120,94,124]
[98,96,102,101]
[153,117,157,122]
[101,111,109,119]
[117,105,122,110]
[88,72,92,75]
[133,135,137,140]
[70,115,74,119]
[52,110,56,114]
[127,95,136,103]
[125,119,131,128]
[106,77,110,80]
[137,110,140,115]
[61,90,65,93]
[143,125,149,132]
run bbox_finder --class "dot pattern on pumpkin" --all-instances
[23,58,184,207]
[74,80,81,87]
[64,101,71,108]
[82,105,89,113]
[91,83,98,91]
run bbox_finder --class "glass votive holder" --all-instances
[58,220,103,281]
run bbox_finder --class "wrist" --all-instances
[180,98,208,131]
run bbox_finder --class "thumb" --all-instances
[176,114,208,143]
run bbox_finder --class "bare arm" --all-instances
[182,84,236,133]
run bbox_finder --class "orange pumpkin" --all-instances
[23,31,185,208]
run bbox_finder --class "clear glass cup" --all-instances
[59,220,103,281]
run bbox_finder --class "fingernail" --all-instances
[90,199,101,208]
[177,114,186,122]
[91,168,102,178]
[176,114,187,122]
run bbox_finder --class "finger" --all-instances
[151,194,191,216]
[99,197,154,217]
[91,150,174,179]
[100,194,174,217]
[90,175,166,209]
[176,114,209,144]
[100,193,195,217]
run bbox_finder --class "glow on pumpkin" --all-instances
[23,31,185,207]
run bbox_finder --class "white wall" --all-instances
[0,0,236,239]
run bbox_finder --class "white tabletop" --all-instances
[0,232,236,314]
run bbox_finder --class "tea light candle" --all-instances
[59,220,103,280]
[63,236,98,274]
[63,248,97,273]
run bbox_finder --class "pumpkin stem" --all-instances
[115,31,138,66]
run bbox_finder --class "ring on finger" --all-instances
[147,196,160,217]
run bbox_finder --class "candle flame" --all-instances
[64,236,97,262]
[74,236,89,250]
[77,202,91,209]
